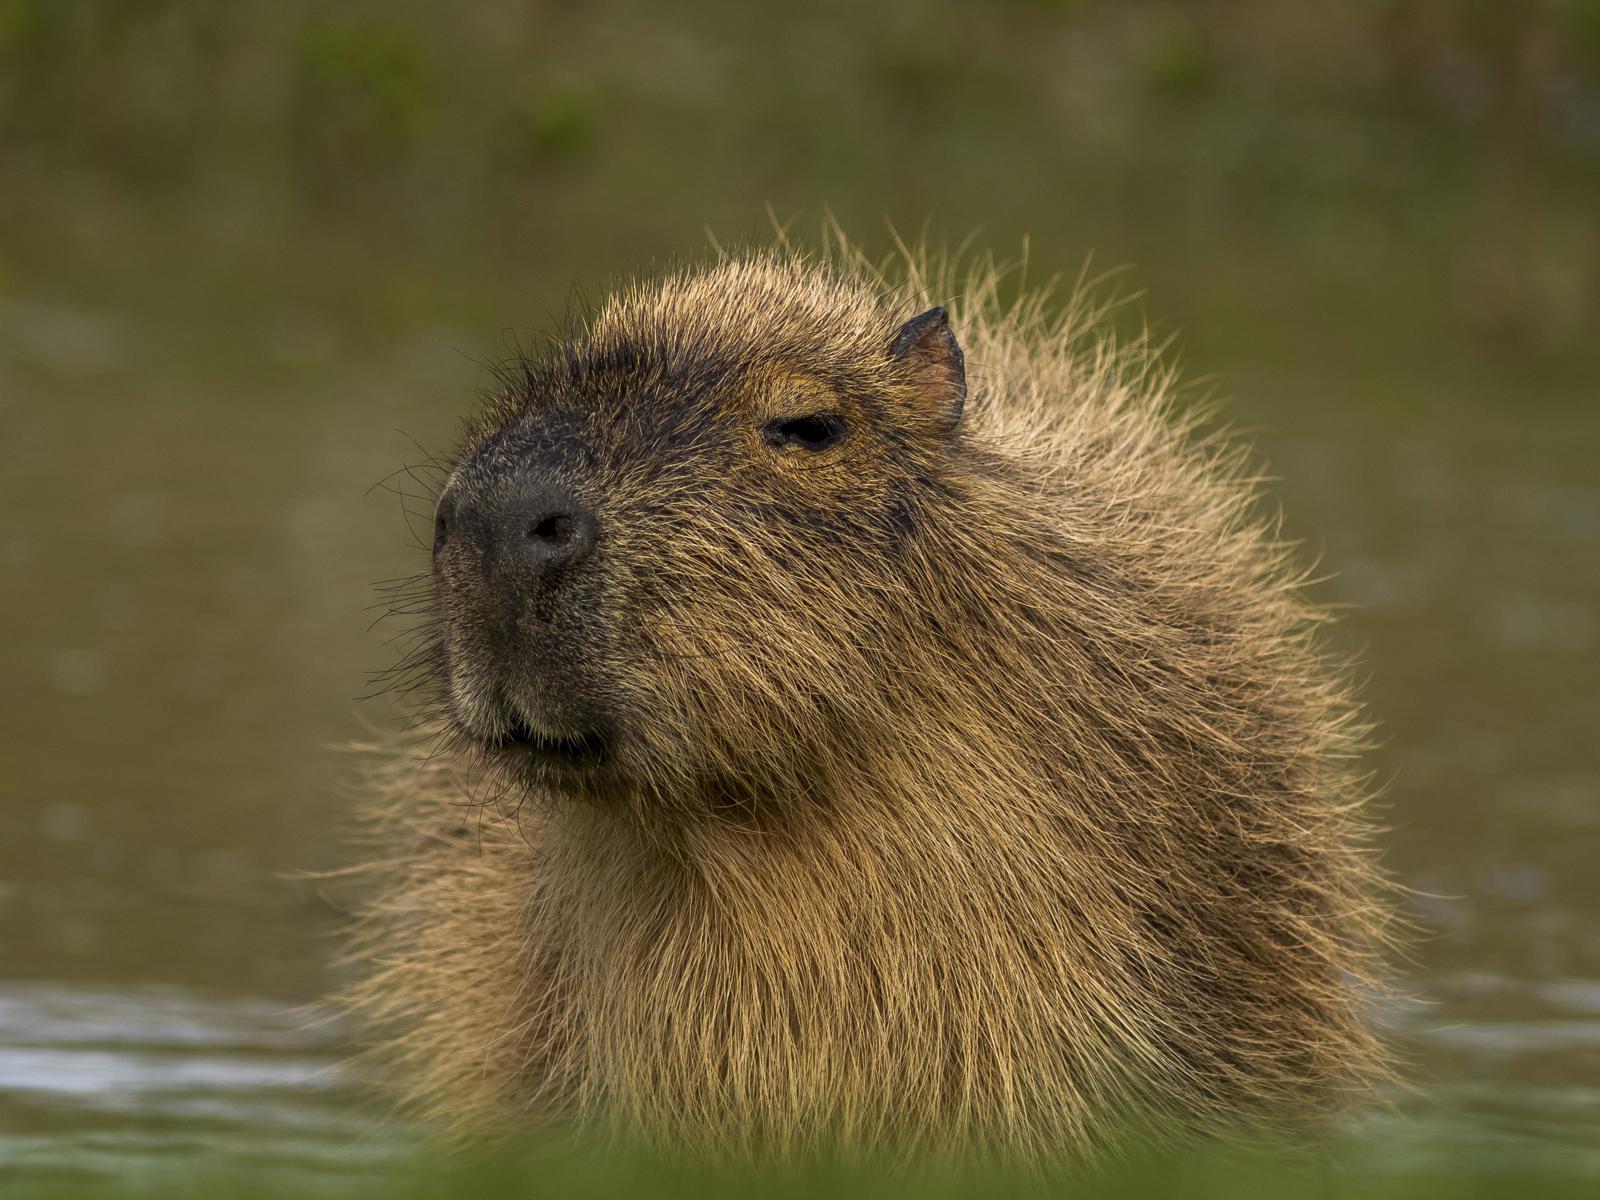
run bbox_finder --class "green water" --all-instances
[2,0,1598,1186]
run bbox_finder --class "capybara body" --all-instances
[346,247,1391,1168]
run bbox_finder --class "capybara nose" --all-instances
[509,482,597,572]
[436,477,597,575]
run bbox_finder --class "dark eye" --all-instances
[763,413,847,452]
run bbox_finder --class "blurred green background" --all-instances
[1,0,1597,1188]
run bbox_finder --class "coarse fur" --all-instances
[343,239,1395,1170]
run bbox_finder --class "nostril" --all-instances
[432,491,458,557]
[528,512,575,547]
[511,487,594,567]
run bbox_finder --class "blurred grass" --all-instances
[7,1139,1600,1200]
[1,0,1595,387]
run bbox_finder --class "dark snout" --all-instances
[432,465,614,768]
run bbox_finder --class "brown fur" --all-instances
[343,242,1394,1169]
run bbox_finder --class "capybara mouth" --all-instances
[490,716,610,769]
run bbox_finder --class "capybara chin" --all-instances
[344,245,1394,1169]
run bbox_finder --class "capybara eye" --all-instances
[763,413,846,452]
[432,513,448,556]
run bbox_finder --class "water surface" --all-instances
[4,287,1596,1181]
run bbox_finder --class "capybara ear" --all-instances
[888,306,966,434]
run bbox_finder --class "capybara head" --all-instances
[431,261,973,810]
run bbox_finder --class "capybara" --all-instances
[344,245,1392,1168]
